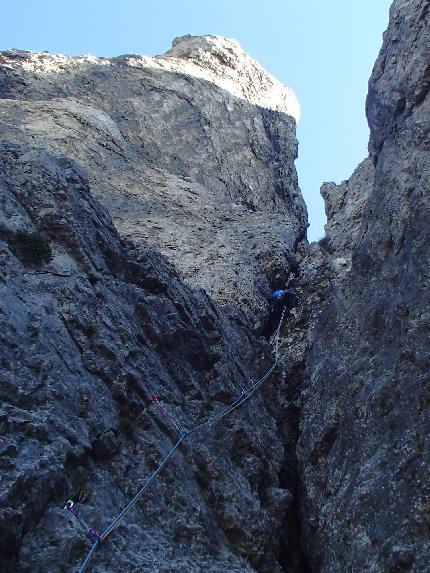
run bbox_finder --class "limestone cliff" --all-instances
[296,1,430,571]
[0,35,306,573]
[0,34,306,317]
[1,2,429,572]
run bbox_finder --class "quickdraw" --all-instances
[64,500,100,543]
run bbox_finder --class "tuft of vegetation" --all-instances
[419,394,430,412]
[378,389,394,416]
[82,321,98,337]
[11,229,53,265]
[68,465,92,503]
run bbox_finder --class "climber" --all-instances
[272,287,299,307]
[271,289,287,302]
[272,288,299,318]
[263,287,299,339]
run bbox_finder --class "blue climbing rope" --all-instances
[75,310,286,572]
[99,433,186,542]
[77,538,100,572]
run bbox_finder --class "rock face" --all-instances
[320,158,374,255]
[297,1,430,571]
[1,2,429,572]
[0,141,295,573]
[0,34,306,317]
[0,35,306,573]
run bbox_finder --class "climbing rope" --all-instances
[74,309,286,573]
[274,306,287,361]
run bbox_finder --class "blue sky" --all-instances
[2,0,392,241]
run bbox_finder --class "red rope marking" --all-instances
[152,395,181,431]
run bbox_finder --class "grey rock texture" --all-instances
[296,0,430,571]
[320,158,374,255]
[0,141,295,573]
[0,35,306,317]
[0,34,307,573]
[1,2,429,572]
[366,0,430,161]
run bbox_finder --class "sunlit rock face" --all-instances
[0,34,306,318]
[320,158,374,257]
[162,34,301,120]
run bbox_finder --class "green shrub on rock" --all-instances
[11,230,53,265]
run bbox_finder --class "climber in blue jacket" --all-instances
[264,287,299,339]
[271,289,287,301]
[270,288,299,306]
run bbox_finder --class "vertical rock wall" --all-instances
[1,2,429,571]
[297,1,430,571]
[0,36,307,572]
[0,35,306,317]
